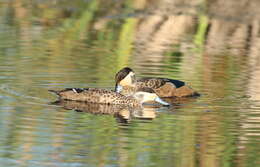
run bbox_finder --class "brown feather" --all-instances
[49,88,140,106]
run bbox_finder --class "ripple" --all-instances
[0,0,260,166]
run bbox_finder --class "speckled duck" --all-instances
[49,87,169,107]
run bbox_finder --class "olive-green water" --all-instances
[0,0,260,167]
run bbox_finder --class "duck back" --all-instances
[136,77,199,97]
[49,88,140,106]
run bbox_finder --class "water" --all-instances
[0,0,260,167]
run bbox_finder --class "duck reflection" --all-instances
[162,97,198,105]
[51,100,158,123]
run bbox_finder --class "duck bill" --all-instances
[155,97,170,106]
[115,85,123,93]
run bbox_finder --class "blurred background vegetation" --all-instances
[1,0,260,98]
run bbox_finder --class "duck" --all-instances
[49,87,169,107]
[115,67,199,97]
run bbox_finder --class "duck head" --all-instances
[115,67,136,93]
[133,88,170,106]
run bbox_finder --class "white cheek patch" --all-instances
[120,72,135,86]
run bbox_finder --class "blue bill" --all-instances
[115,85,123,93]
[155,97,170,106]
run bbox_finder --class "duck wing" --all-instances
[49,88,136,105]
[137,77,185,89]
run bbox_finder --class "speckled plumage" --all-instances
[52,100,131,114]
[49,88,141,107]
[136,77,198,97]
[136,77,184,89]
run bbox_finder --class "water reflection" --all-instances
[0,0,260,167]
[51,100,158,123]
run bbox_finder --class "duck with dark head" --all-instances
[115,67,200,98]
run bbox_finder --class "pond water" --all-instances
[0,0,260,167]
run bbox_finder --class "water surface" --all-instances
[0,0,260,167]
